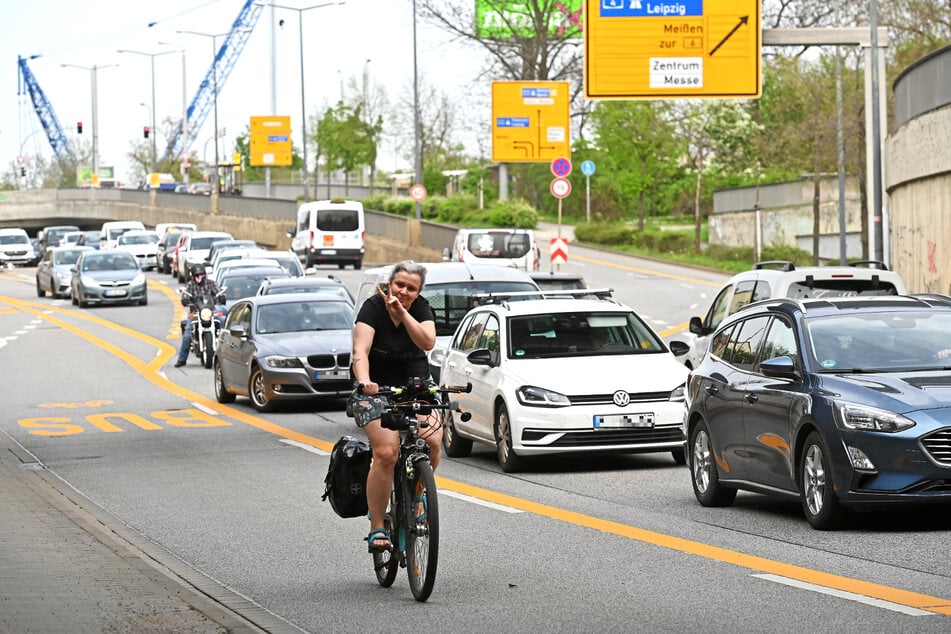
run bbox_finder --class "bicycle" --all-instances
[360,378,471,602]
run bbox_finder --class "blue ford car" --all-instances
[684,295,951,529]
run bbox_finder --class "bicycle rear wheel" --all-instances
[406,460,438,602]
[372,507,398,587]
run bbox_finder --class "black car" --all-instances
[684,295,951,529]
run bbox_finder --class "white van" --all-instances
[290,199,365,270]
[444,228,540,271]
[100,220,146,250]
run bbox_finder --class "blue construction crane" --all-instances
[166,0,264,160]
[18,55,77,166]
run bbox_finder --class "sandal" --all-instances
[366,528,392,553]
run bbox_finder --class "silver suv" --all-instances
[679,260,908,369]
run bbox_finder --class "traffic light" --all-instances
[20,167,26,177]
[77,121,83,134]
[143,126,150,139]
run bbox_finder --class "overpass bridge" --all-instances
[0,188,450,267]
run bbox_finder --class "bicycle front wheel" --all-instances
[407,460,439,602]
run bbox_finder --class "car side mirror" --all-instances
[689,316,706,335]
[760,355,800,380]
[228,324,247,339]
[668,340,690,357]
[442,247,451,261]
[467,347,495,367]
[286,228,295,238]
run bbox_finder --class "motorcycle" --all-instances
[180,290,227,369]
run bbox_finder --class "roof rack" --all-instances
[468,288,616,309]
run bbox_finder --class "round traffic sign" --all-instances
[550,177,571,199]
[581,160,596,176]
[409,184,428,202]
[551,156,572,178]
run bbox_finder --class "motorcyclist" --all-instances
[174,262,223,367]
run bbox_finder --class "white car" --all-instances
[443,228,540,271]
[176,231,234,281]
[0,228,35,267]
[439,293,690,472]
[115,230,160,271]
[677,260,908,370]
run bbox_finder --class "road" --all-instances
[1,249,950,633]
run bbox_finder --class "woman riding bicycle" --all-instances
[348,260,441,553]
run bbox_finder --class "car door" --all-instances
[218,302,252,391]
[741,316,804,492]
[442,311,495,444]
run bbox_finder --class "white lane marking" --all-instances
[192,402,221,416]
[752,574,935,616]
[280,439,330,455]
[440,489,523,514]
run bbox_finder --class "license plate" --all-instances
[320,249,337,255]
[103,289,127,297]
[593,413,654,429]
[316,369,349,380]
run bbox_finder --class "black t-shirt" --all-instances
[353,294,435,387]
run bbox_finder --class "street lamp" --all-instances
[157,42,190,185]
[178,29,243,194]
[61,62,118,179]
[260,1,345,201]
[117,48,177,174]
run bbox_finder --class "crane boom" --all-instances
[18,55,77,166]
[166,0,264,160]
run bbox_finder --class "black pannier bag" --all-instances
[322,436,372,518]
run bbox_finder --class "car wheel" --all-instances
[36,279,46,297]
[441,408,472,458]
[354,259,362,270]
[800,431,845,530]
[214,359,236,403]
[671,447,687,465]
[201,332,213,368]
[493,402,523,473]
[689,420,737,507]
[248,365,273,412]
[139,293,148,306]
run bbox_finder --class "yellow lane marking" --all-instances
[4,292,950,617]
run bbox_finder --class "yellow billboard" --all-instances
[249,115,292,167]
[585,0,761,99]
[492,81,571,163]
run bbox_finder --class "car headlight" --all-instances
[132,273,146,285]
[264,356,303,369]
[833,402,915,433]
[516,385,570,408]
[80,275,100,288]
[669,383,686,403]
[56,271,71,283]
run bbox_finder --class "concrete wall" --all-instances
[710,177,865,261]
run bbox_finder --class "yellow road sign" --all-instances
[492,81,571,163]
[249,115,292,167]
[585,0,761,99]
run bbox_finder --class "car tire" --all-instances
[689,420,737,507]
[442,408,472,458]
[201,332,213,368]
[800,431,845,530]
[214,359,236,403]
[36,279,46,297]
[249,365,273,412]
[494,402,523,473]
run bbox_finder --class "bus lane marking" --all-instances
[5,293,951,617]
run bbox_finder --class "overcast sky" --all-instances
[3,0,484,183]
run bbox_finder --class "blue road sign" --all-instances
[581,160,596,176]
[496,117,530,128]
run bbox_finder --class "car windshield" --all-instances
[255,301,354,334]
[423,281,540,337]
[807,310,951,372]
[119,234,157,245]
[465,232,531,259]
[53,250,85,266]
[508,312,666,358]
[265,285,351,301]
[0,234,29,245]
[191,236,228,250]
[82,253,136,271]
[222,273,289,300]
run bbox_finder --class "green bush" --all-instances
[362,193,388,211]
[435,193,478,223]
[487,198,538,228]
[382,196,414,216]
[761,244,814,266]
[574,221,631,245]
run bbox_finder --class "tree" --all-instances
[315,102,375,195]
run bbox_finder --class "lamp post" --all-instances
[157,42,190,185]
[412,0,422,219]
[117,48,176,175]
[61,62,117,179]
[178,29,233,194]
[260,2,344,201]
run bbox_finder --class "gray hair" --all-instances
[389,260,427,287]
